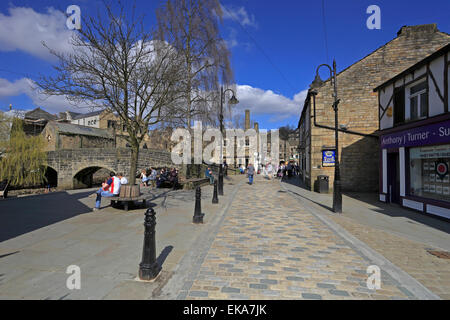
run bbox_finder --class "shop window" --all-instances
[408,81,428,121]
[409,145,450,202]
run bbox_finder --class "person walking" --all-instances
[266,163,273,180]
[247,163,255,185]
[140,169,150,187]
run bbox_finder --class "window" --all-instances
[393,87,405,125]
[245,138,249,146]
[107,120,117,129]
[409,145,450,202]
[409,81,428,120]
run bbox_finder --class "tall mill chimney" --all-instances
[245,109,250,130]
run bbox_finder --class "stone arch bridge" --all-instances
[47,148,176,190]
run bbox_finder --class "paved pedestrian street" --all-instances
[178,176,442,300]
[1,175,448,300]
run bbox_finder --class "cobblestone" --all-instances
[183,177,416,300]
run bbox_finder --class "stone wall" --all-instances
[47,148,177,189]
[307,24,449,192]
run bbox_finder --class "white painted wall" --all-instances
[403,199,424,211]
[379,84,394,130]
[71,115,100,128]
[378,50,449,130]
[428,56,445,117]
[426,204,450,219]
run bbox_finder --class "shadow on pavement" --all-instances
[157,245,173,268]
[0,191,93,242]
[281,176,450,234]
[281,177,334,212]
[344,192,450,234]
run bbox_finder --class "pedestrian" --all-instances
[93,171,121,211]
[140,169,150,187]
[266,163,273,180]
[149,167,157,188]
[247,163,255,185]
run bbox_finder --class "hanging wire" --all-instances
[221,6,298,93]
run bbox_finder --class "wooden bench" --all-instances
[0,180,9,199]
[109,185,147,211]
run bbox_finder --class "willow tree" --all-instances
[0,118,47,187]
[156,0,234,128]
[36,2,183,184]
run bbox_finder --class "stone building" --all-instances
[42,121,115,152]
[298,24,450,192]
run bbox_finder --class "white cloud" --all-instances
[233,84,308,123]
[222,5,258,28]
[0,77,91,114]
[0,6,74,61]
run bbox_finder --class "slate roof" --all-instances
[25,107,57,121]
[46,121,113,139]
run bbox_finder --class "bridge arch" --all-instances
[44,165,58,188]
[73,165,115,189]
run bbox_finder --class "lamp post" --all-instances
[310,59,342,213]
[219,86,239,195]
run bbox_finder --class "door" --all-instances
[387,152,400,204]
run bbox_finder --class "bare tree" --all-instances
[155,0,234,129]
[36,2,183,183]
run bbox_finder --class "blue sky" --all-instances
[0,0,449,130]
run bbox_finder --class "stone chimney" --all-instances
[245,109,250,130]
[65,111,72,121]
[397,24,438,37]
[9,104,12,111]
[254,122,259,132]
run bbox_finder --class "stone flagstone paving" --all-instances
[182,177,415,300]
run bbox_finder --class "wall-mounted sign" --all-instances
[322,150,335,167]
[381,119,450,149]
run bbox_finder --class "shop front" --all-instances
[379,117,450,220]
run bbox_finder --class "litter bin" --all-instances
[317,175,329,193]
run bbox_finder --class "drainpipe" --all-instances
[310,91,378,139]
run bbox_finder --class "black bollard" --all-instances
[193,186,204,224]
[138,208,161,281]
[212,180,219,204]
[218,170,224,196]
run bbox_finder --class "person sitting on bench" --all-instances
[205,167,214,185]
[169,168,179,189]
[93,172,121,211]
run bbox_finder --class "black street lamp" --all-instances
[219,86,239,195]
[310,60,342,214]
